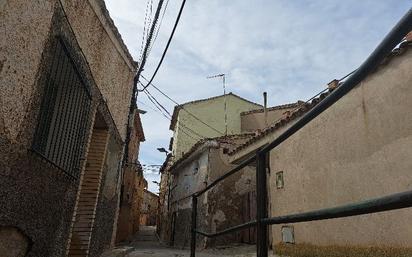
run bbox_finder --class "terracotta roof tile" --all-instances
[167,133,255,171]
[240,102,303,116]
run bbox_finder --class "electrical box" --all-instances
[282,226,295,244]
[276,171,284,189]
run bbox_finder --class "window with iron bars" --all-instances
[32,37,92,179]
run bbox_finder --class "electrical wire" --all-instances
[148,0,170,56]
[140,75,225,135]
[134,0,165,96]
[267,68,358,128]
[142,86,208,139]
[141,87,204,141]
[138,0,187,91]
[139,0,152,61]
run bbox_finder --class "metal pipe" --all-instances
[263,189,412,225]
[256,153,268,257]
[195,220,257,238]
[190,196,198,257]
[259,8,412,155]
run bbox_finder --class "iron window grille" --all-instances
[32,37,92,179]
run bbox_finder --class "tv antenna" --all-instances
[207,73,227,135]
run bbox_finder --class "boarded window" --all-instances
[32,37,92,179]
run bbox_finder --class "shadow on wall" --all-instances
[0,226,31,257]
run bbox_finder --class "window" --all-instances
[32,38,92,179]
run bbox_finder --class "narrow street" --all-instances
[101,226,277,257]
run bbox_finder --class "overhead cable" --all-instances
[138,0,187,91]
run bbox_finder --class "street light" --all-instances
[157,147,169,157]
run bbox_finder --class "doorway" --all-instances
[67,111,109,257]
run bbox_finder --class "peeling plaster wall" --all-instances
[269,50,412,250]
[171,150,209,248]
[170,146,256,248]
[205,148,255,247]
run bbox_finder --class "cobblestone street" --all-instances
[101,226,277,257]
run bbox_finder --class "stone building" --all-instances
[0,1,138,256]
[115,110,146,243]
[157,93,262,245]
[228,40,412,255]
[167,134,255,248]
[140,190,159,226]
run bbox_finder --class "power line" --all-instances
[138,0,187,91]
[140,75,225,135]
[139,0,153,61]
[133,0,165,96]
[148,0,171,56]
[141,86,203,141]
[141,84,208,140]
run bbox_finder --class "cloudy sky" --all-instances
[105,0,410,193]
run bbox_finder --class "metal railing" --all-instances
[189,8,412,257]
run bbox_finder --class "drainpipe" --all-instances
[263,92,268,128]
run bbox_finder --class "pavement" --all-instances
[100,226,279,257]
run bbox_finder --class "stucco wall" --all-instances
[170,145,256,248]
[60,0,136,140]
[172,95,260,159]
[205,148,256,247]
[0,1,135,256]
[269,49,412,249]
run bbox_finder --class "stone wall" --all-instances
[269,48,412,251]
[0,1,136,256]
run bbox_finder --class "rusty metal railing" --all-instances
[190,8,412,257]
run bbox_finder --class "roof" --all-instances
[240,101,304,116]
[169,133,255,172]
[228,40,412,157]
[169,93,262,131]
[144,189,159,198]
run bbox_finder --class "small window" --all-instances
[32,38,91,179]
[276,171,284,189]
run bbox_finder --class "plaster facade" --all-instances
[268,47,412,251]
[169,138,256,249]
[170,94,261,160]
[0,1,136,256]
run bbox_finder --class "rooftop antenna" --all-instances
[207,73,227,135]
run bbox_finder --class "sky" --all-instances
[105,0,411,193]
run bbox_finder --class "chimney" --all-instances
[327,79,339,90]
[263,92,268,127]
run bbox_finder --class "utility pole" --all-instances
[207,73,227,135]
